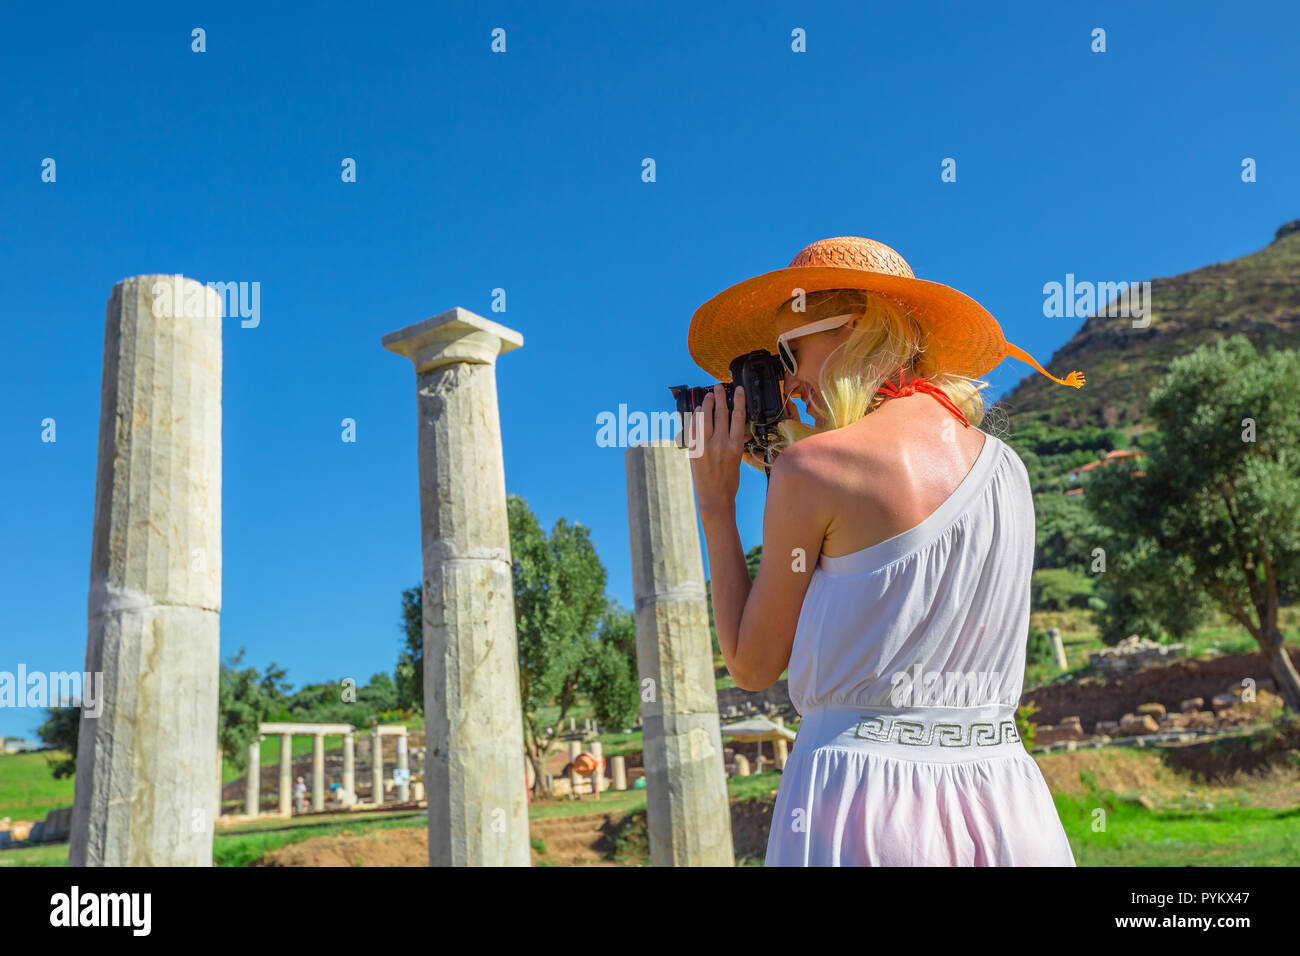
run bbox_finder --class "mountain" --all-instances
[997,220,1300,429]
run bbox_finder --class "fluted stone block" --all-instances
[383,308,530,867]
[279,734,292,816]
[312,735,325,811]
[396,733,410,802]
[343,733,355,799]
[626,441,734,867]
[246,740,260,817]
[70,275,222,867]
[372,728,383,806]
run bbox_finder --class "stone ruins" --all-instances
[67,292,738,866]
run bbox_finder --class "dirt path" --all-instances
[257,810,627,867]
[255,742,1299,866]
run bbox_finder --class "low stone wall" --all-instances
[716,679,794,717]
[1020,648,1299,728]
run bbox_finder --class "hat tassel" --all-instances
[1006,341,1085,388]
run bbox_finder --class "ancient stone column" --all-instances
[246,739,260,818]
[396,732,410,802]
[279,734,293,816]
[1049,628,1068,669]
[625,441,735,866]
[70,275,223,867]
[734,754,750,777]
[383,308,530,867]
[371,728,383,807]
[343,732,355,800]
[610,755,628,791]
[773,717,789,770]
[312,734,325,811]
[567,740,582,797]
[592,738,605,801]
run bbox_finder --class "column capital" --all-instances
[382,307,523,374]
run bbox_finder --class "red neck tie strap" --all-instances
[875,370,971,428]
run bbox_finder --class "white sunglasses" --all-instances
[776,313,858,377]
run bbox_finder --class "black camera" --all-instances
[669,350,789,477]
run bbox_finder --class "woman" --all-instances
[686,236,1082,866]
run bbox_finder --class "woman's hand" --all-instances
[688,384,746,513]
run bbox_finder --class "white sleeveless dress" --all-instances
[764,431,1076,866]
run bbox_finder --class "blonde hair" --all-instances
[769,289,990,457]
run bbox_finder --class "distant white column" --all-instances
[610,755,628,791]
[245,739,260,818]
[1050,628,1069,669]
[568,740,582,798]
[312,734,325,811]
[279,734,293,816]
[343,732,355,800]
[396,732,410,802]
[372,728,383,807]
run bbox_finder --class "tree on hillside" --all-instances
[394,585,422,713]
[1086,336,1300,710]
[286,672,402,726]
[578,600,639,733]
[218,649,292,773]
[37,705,81,779]
[396,495,628,798]
[509,494,611,798]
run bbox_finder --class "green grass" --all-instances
[0,751,75,820]
[1057,792,1300,865]
[213,811,427,866]
[6,766,1296,866]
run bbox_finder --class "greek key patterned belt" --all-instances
[792,703,1026,763]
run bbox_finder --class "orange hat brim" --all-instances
[688,264,1011,385]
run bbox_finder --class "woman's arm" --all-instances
[690,385,831,690]
[711,445,830,689]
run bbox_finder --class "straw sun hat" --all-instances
[688,236,1086,390]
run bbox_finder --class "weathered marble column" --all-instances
[396,732,410,802]
[568,740,582,798]
[625,441,735,866]
[311,734,325,811]
[1049,627,1068,669]
[246,739,260,818]
[610,755,628,791]
[279,734,293,816]
[773,717,789,770]
[343,732,355,799]
[70,275,223,867]
[372,727,383,806]
[383,307,530,867]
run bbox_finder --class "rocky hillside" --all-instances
[998,220,1300,429]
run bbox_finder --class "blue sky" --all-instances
[2,0,1296,739]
